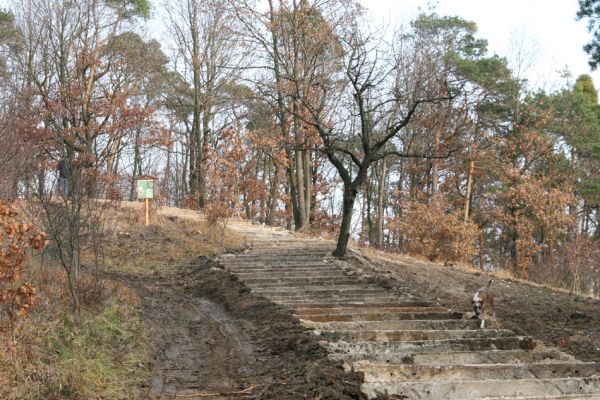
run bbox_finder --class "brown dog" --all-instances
[472,279,494,329]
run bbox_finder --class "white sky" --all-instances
[362,0,600,92]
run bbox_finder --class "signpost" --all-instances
[135,176,157,226]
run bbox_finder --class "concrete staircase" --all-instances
[219,221,600,399]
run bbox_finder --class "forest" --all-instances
[0,0,599,301]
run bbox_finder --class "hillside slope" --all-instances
[221,219,600,399]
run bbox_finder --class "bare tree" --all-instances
[298,15,459,256]
[9,0,152,312]
[164,0,244,208]
[230,0,352,229]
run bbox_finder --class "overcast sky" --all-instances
[363,0,599,92]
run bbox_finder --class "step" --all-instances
[225,261,332,269]
[264,295,403,303]
[240,276,356,284]
[222,253,329,260]
[229,266,340,274]
[233,271,348,279]
[224,263,335,270]
[328,348,573,365]
[354,362,600,382]
[223,259,331,267]
[248,244,330,249]
[252,287,384,298]
[301,318,484,331]
[250,285,383,293]
[361,377,600,399]
[224,258,330,264]
[274,298,411,306]
[301,310,463,322]
[481,394,600,399]
[246,279,360,287]
[254,290,390,302]
[359,348,571,364]
[319,329,516,342]
[294,302,437,313]
[325,336,536,354]
[228,268,342,276]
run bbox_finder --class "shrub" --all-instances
[0,200,47,331]
[391,197,479,264]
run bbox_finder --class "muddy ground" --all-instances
[115,255,365,399]
[344,250,600,363]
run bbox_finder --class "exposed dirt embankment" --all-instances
[342,250,600,363]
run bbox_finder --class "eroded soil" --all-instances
[117,255,365,399]
[343,250,600,363]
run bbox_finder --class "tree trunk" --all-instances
[333,184,359,257]
[464,160,474,222]
[163,139,172,204]
[182,143,188,199]
[431,125,442,198]
[512,212,520,274]
[302,145,312,226]
[363,178,372,244]
[294,145,307,228]
[129,131,142,201]
[266,161,279,225]
[287,163,301,227]
[375,158,387,247]
[594,206,600,239]
[268,0,295,230]
[36,163,46,199]
[105,136,122,175]
[189,6,202,208]
[197,124,208,208]
[478,230,485,269]
[409,158,418,201]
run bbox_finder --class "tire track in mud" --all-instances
[138,282,258,399]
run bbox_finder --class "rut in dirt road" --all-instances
[221,221,600,399]
[137,280,257,399]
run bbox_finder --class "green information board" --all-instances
[136,179,155,199]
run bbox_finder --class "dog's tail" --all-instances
[487,279,494,287]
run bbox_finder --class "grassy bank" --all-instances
[0,270,150,399]
[0,203,244,399]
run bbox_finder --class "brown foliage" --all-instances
[183,195,200,211]
[0,201,47,330]
[391,197,479,263]
[205,128,255,221]
[489,167,576,279]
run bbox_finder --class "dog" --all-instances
[472,279,494,329]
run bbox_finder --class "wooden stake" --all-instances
[144,198,149,226]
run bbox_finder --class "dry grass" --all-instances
[98,202,245,275]
[0,264,150,400]
[0,201,246,399]
[354,244,600,301]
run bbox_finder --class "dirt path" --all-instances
[140,282,256,399]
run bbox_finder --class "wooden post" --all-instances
[145,198,149,226]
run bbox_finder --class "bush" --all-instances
[0,200,47,331]
[391,197,479,264]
